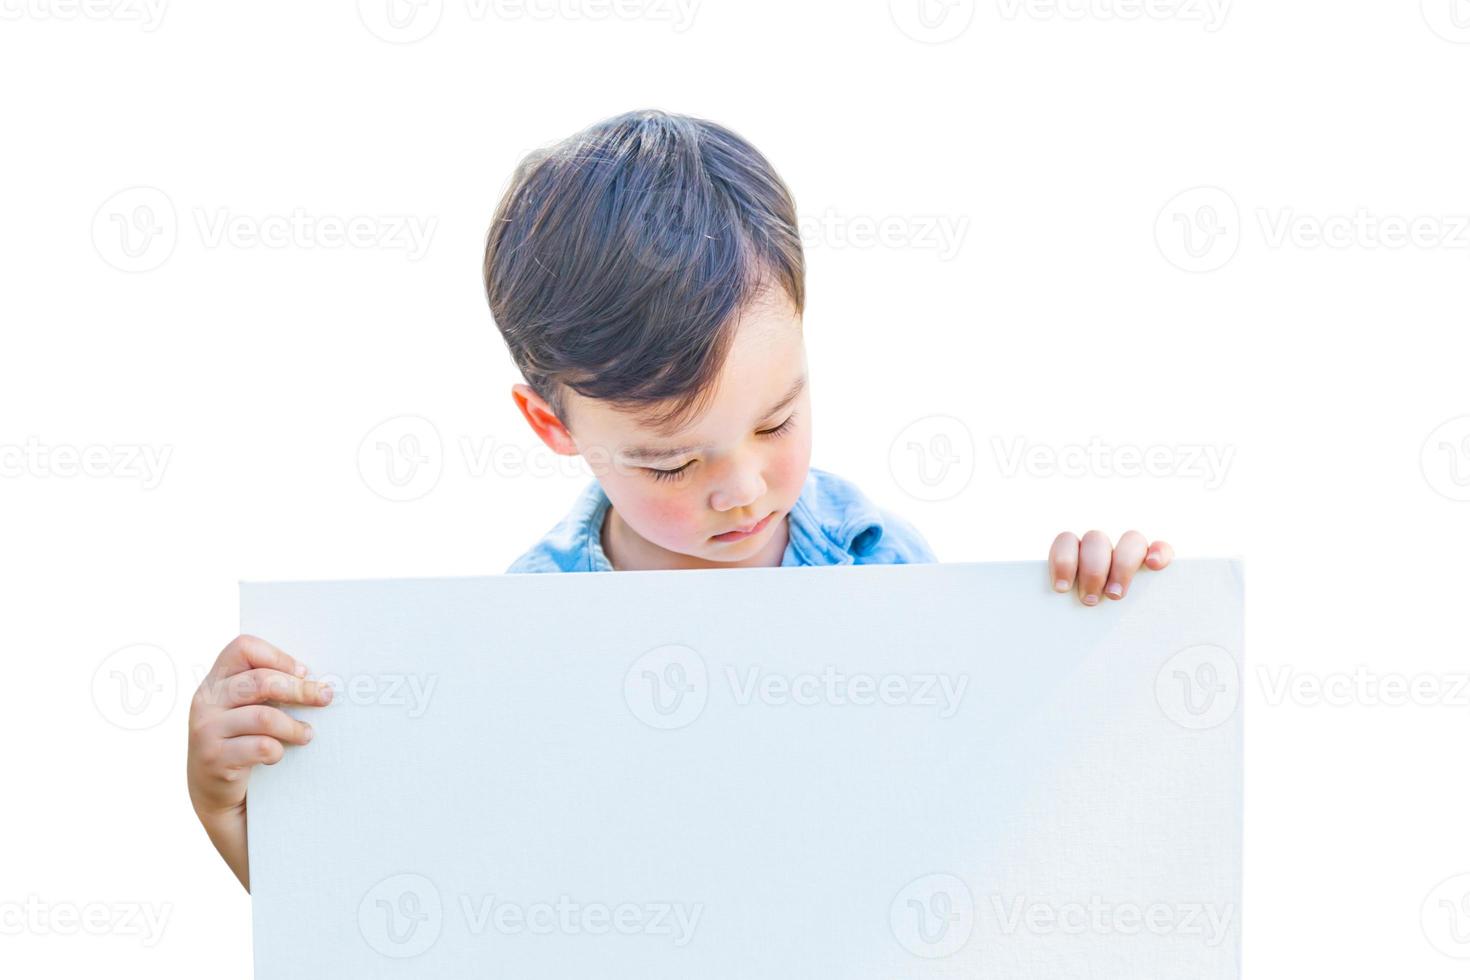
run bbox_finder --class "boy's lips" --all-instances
[711,510,776,543]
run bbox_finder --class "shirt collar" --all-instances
[783,466,885,566]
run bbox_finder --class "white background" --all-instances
[1,1,1467,976]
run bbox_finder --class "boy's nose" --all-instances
[709,465,766,513]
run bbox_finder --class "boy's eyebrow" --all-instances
[620,374,808,463]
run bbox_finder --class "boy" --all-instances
[187,109,1173,889]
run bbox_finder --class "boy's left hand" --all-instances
[1048,530,1173,606]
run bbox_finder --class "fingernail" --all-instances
[320,684,334,704]
[294,663,308,677]
[1104,583,1123,599]
[1082,594,1099,606]
[1054,579,1070,592]
[302,725,313,743]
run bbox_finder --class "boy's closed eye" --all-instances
[645,412,800,482]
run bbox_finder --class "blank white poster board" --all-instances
[242,559,1242,979]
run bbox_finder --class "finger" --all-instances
[206,669,334,710]
[1145,540,1174,570]
[1105,530,1149,599]
[216,734,287,770]
[211,704,314,745]
[1076,530,1113,605]
[211,634,307,682]
[1049,532,1080,592]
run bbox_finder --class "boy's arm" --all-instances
[186,635,331,891]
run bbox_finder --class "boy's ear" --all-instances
[512,384,579,456]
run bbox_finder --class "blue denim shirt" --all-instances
[505,466,937,573]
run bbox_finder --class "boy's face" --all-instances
[515,288,812,569]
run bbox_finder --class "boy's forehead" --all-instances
[567,291,805,447]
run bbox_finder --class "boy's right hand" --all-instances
[186,634,333,890]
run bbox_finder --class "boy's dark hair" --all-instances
[483,109,805,435]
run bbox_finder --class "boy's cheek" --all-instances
[649,497,703,538]
[613,485,705,543]
[772,431,814,502]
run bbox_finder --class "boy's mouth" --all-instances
[711,510,776,543]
